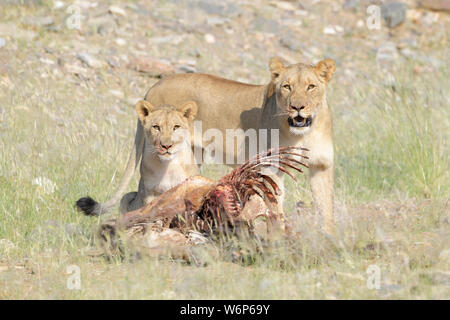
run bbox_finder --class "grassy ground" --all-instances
[0,0,449,299]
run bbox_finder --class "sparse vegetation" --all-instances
[0,0,448,299]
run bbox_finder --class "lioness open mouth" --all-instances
[288,115,312,128]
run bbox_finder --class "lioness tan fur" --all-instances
[81,57,336,233]
[76,101,199,216]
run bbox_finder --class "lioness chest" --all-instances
[144,162,193,196]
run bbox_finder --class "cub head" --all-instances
[269,57,335,135]
[136,100,198,161]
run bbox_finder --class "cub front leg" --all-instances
[309,164,335,235]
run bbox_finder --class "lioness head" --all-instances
[136,100,198,161]
[269,57,336,135]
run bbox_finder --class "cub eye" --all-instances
[307,84,316,90]
[173,125,181,131]
[282,84,291,91]
[152,125,160,131]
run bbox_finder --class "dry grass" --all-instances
[0,0,449,299]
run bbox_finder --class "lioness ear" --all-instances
[136,100,155,123]
[269,57,286,80]
[179,101,198,121]
[315,59,336,83]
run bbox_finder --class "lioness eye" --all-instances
[307,84,316,90]
[283,84,291,91]
[152,125,160,131]
[173,125,180,131]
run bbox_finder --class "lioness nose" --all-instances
[291,105,305,111]
[161,144,173,150]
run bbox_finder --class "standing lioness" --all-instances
[82,57,336,233]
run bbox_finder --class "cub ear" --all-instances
[269,57,286,80]
[136,100,155,123]
[315,58,336,83]
[179,101,198,121]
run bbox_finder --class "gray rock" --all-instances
[0,37,5,48]
[419,0,450,12]
[376,42,399,64]
[343,0,360,11]
[178,65,197,73]
[197,0,240,16]
[399,47,418,59]
[24,16,54,28]
[381,2,408,28]
[251,17,280,34]
[77,52,105,69]
[149,35,185,45]
[89,15,117,35]
[380,284,403,296]
[207,17,229,26]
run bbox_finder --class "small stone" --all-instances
[178,65,196,73]
[376,42,399,64]
[419,0,450,12]
[77,52,105,69]
[24,16,54,27]
[270,1,297,11]
[109,89,124,99]
[207,17,229,26]
[204,33,216,44]
[53,1,65,9]
[400,47,418,59]
[343,0,359,11]
[64,64,88,76]
[108,5,127,17]
[381,2,408,28]
[77,1,98,9]
[323,26,337,35]
[149,35,184,45]
[251,17,280,34]
[380,284,403,296]
[90,15,117,35]
[128,56,175,77]
[40,57,55,65]
[115,38,127,46]
[197,0,239,16]
[295,10,308,16]
[0,38,5,48]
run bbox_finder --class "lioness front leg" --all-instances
[309,165,335,235]
[119,192,140,214]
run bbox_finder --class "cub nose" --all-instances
[290,105,305,112]
[161,144,173,150]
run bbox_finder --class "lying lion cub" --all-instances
[76,101,199,215]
